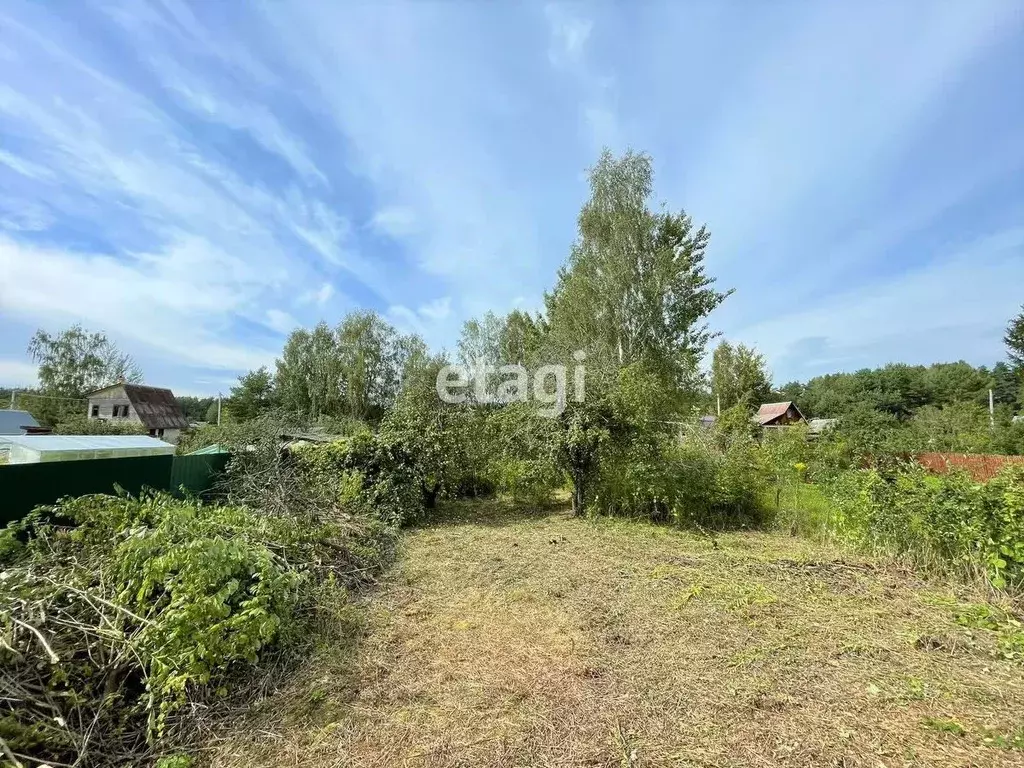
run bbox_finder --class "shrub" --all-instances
[824,463,1024,589]
[293,432,426,526]
[591,427,768,530]
[0,489,395,766]
[53,414,148,435]
[481,403,562,506]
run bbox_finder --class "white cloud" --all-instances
[544,4,593,66]
[386,296,455,341]
[543,4,618,152]
[370,206,418,239]
[265,308,299,335]
[730,228,1024,381]
[0,359,38,387]
[300,282,335,306]
[679,1,1021,265]
[0,235,277,372]
[0,199,53,231]
[261,2,551,303]
[0,149,53,180]
[418,296,452,322]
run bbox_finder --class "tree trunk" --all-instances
[423,481,441,509]
[571,473,585,516]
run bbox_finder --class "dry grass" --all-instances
[208,499,1024,767]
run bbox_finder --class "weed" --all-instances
[922,717,966,737]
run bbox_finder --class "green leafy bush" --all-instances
[591,427,768,529]
[293,432,426,526]
[825,464,1024,589]
[0,489,395,766]
[53,414,149,435]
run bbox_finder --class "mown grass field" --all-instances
[210,499,1024,767]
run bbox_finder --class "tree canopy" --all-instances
[543,149,729,395]
[1005,304,1024,369]
[710,341,772,412]
[28,325,142,397]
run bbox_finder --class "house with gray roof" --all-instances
[85,383,189,443]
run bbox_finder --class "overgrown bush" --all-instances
[0,490,394,766]
[480,403,562,507]
[591,427,768,529]
[53,414,149,436]
[825,463,1024,589]
[292,432,426,526]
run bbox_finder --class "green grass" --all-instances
[208,498,1024,767]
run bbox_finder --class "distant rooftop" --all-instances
[0,409,41,435]
[87,383,189,430]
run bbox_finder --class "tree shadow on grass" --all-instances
[411,494,573,530]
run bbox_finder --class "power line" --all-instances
[10,392,88,403]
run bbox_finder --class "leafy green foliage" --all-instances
[175,395,215,422]
[1006,304,1024,370]
[28,324,142,397]
[14,325,143,426]
[52,414,149,435]
[379,354,491,510]
[783,358,1022,451]
[1,489,395,766]
[273,312,424,424]
[710,341,772,411]
[480,402,562,507]
[824,464,1024,589]
[543,149,728,391]
[225,366,278,421]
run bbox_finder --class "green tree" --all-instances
[274,322,342,419]
[28,325,142,396]
[204,400,220,424]
[226,367,278,422]
[336,311,404,423]
[498,310,544,365]
[544,149,729,393]
[274,312,423,423]
[909,404,993,453]
[991,362,1020,409]
[922,361,989,408]
[175,395,215,422]
[1006,305,1024,369]
[381,353,480,507]
[710,341,772,411]
[457,311,505,370]
[541,149,729,513]
[24,325,143,426]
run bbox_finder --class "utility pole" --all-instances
[217,393,222,426]
[989,389,995,429]
[716,394,721,416]
[8,390,14,410]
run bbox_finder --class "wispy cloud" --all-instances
[0,0,1020,392]
[733,228,1024,382]
[370,206,418,239]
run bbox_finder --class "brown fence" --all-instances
[916,452,1024,482]
[0,451,230,526]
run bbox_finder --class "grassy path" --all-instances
[212,500,1024,767]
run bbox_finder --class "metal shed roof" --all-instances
[0,410,41,435]
[0,435,174,452]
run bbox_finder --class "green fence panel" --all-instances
[168,452,230,498]
[0,454,175,525]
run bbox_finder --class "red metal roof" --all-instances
[757,401,803,426]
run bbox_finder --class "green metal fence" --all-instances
[168,452,231,497]
[0,452,230,525]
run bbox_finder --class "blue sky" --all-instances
[0,1,1022,395]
